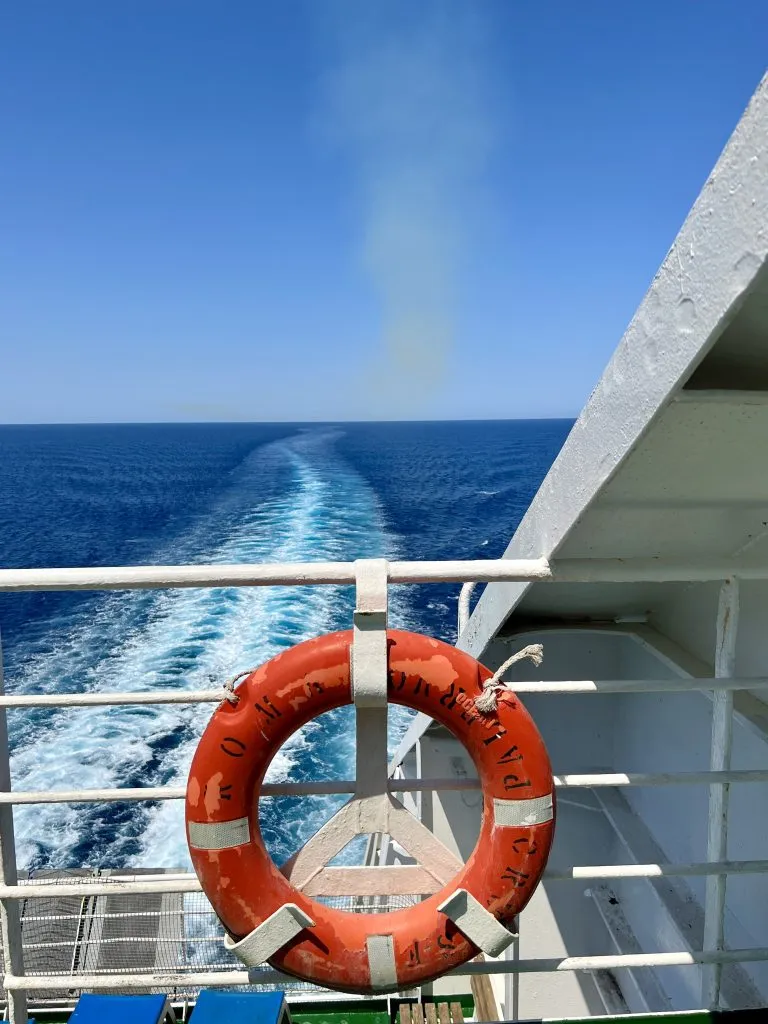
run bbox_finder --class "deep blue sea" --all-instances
[0,421,569,872]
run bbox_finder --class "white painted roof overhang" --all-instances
[461,73,768,660]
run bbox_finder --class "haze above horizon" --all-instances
[3,1,767,424]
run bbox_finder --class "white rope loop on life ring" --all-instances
[474,643,544,714]
[220,669,252,706]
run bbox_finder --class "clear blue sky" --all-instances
[2,2,766,423]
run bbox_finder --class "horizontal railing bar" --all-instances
[2,970,287,991]
[546,860,768,880]
[0,690,226,708]
[4,770,768,805]
[552,770,768,787]
[0,560,550,593]
[3,557,768,594]
[0,783,356,804]
[393,559,552,583]
[21,910,214,922]
[0,563,358,592]
[7,947,768,990]
[23,935,226,948]
[397,559,768,583]
[2,879,202,898]
[2,677,766,710]
[7,858,768,900]
[509,678,768,694]
[456,948,768,974]
[0,786,292,804]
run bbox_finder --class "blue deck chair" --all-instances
[69,993,175,1022]
[191,990,291,1024]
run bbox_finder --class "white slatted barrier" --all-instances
[0,556,764,1018]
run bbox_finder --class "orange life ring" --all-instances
[186,629,554,994]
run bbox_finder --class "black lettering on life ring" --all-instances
[254,695,281,719]
[220,737,247,757]
[501,866,530,887]
[389,671,407,692]
[498,744,524,765]
[503,773,532,791]
[439,683,464,710]
[438,681,455,706]
[482,724,507,746]
[412,677,431,697]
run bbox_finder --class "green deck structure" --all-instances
[18,996,768,1023]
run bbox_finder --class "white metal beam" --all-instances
[702,578,739,1008]
[587,883,671,1013]
[460,76,768,656]
[301,865,439,896]
[676,390,768,405]
[281,794,463,895]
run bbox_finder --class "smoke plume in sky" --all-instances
[318,2,496,414]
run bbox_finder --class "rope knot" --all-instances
[474,644,544,715]
[221,669,253,706]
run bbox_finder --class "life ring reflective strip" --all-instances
[186,629,555,994]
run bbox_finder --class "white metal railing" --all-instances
[6,856,768,901]
[0,557,765,1021]
[6,948,768,997]
[3,556,768,592]
[2,673,766,710]
[2,768,768,806]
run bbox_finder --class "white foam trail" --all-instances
[9,431,413,870]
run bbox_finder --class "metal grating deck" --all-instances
[1,869,420,1009]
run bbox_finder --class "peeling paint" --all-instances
[187,777,200,808]
[204,772,225,814]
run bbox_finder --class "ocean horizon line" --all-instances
[0,416,577,428]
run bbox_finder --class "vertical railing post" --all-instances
[504,916,520,1020]
[702,577,739,1009]
[457,582,477,637]
[351,560,390,826]
[0,632,28,1023]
